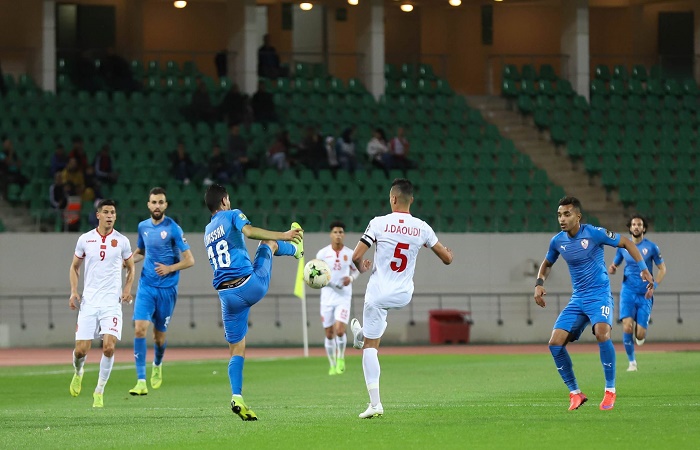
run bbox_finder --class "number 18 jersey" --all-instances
[360,212,438,308]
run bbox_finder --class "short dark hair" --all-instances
[558,196,582,212]
[149,187,167,199]
[391,178,414,199]
[627,214,647,232]
[329,220,346,231]
[96,199,116,212]
[205,183,228,212]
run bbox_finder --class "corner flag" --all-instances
[293,256,309,357]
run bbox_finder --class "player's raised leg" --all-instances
[350,318,364,350]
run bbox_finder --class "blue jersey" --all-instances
[545,224,621,297]
[137,216,190,288]
[204,209,253,289]
[613,238,663,295]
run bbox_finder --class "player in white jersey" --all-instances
[349,178,453,418]
[68,199,135,408]
[315,220,359,375]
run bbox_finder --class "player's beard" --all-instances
[631,230,642,238]
[151,211,163,220]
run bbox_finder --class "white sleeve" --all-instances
[122,237,133,260]
[424,223,439,248]
[315,248,323,259]
[74,236,85,259]
[361,218,377,247]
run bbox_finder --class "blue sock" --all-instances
[549,345,579,392]
[599,340,616,389]
[623,332,635,362]
[274,241,296,256]
[228,355,245,395]
[134,337,147,380]
[154,341,167,366]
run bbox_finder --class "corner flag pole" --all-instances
[294,257,309,357]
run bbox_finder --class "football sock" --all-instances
[336,334,347,359]
[324,338,336,367]
[154,341,167,366]
[274,241,296,256]
[134,337,147,380]
[599,340,616,389]
[623,332,635,362]
[362,348,381,406]
[73,350,86,374]
[228,355,245,396]
[549,345,579,392]
[96,355,114,393]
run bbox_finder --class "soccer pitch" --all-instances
[1,351,699,449]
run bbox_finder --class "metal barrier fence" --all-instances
[1,291,696,332]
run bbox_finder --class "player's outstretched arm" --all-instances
[242,224,302,243]
[132,248,145,264]
[431,242,453,265]
[122,256,135,304]
[533,258,553,308]
[69,255,83,310]
[352,241,372,274]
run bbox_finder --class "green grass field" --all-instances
[1,351,699,449]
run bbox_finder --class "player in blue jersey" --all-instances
[203,183,303,421]
[608,215,666,372]
[129,187,195,396]
[533,197,654,411]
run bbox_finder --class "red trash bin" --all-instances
[429,309,472,344]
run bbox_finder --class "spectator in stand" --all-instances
[0,137,28,198]
[336,127,359,173]
[366,128,392,178]
[205,144,232,185]
[267,130,293,172]
[49,172,68,210]
[257,34,282,79]
[325,136,339,177]
[227,123,250,179]
[185,77,216,124]
[101,47,140,93]
[171,142,197,185]
[83,165,102,202]
[388,127,415,171]
[62,157,86,197]
[251,81,277,125]
[218,83,248,125]
[69,136,89,172]
[62,182,82,232]
[298,126,328,176]
[94,144,118,185]
[50,143,69,176]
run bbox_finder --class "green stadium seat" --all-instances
[631,65,647,81]
[539,64,556,81]
[502,64,520,81]
[594,65,611,81]
[612,65,628,80]
[521,64,536,81]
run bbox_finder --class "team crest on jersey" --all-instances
[111,239,118,247]
[161,230,168,239]
[581,239,589,249]
[605,229,616,239]
[343,255,348,261]
[643,248,648,255]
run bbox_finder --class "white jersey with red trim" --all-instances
[315,245,358,305]
[74,228,133,307]
[361,212,438,308]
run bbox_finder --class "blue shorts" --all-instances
[133,282,179,332]
[218,245,273,344]
[553,293,614,341]
[133,281,177,332]
[619,285,653,329]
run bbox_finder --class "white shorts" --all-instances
[362,302,390,339]
[320,301,351,328]
[75,302,123,341]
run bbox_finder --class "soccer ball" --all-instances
[303,259,331,289]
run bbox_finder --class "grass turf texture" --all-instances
[1,352,699,449]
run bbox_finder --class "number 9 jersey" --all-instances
[360,212,438,308]
[204,209,254,289]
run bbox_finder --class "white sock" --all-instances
[606,388,616,393]
[73,350,86,374]
[336,334,347,359]
[324,337,337,367]
[362,348,381,406]
[95,355,114,393]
